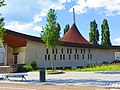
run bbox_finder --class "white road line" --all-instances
[0,87,36,90]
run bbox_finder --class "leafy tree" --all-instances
[0,0,6,47]
[101,19,111,45]
[89,20,99,45]
[64,24,69,35]
[0,0,6,7]
[41,9,61,71]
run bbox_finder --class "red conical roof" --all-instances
[60,23,90,44]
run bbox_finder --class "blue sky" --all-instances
[0,0,120,45]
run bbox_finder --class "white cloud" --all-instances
[114,38,120,44]
[33,0,74,23]
[5,21,43,34]
[33,26,43,32]
[69,0,120,16]
[5,22,33,33]
[33,14,43,23]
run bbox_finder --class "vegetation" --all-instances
[41,9,61,49]
[101,19,111,45]
[64,24,69,35]
[89,20,99,45]
[17,61,37,72]
[63,64,120,72]
[0,0,6,47]
[29,60,37,70]
[41,9,61,71]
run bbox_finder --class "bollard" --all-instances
[39,68,46,82]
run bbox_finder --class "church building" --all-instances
[2,23,120,69]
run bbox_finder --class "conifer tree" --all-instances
[101,19,111,45]
[89,20,99,45]
[64,24,69,35]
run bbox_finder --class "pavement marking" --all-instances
[0,87,36,90]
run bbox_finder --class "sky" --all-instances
[0,0,120,45]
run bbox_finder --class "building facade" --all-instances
[3,23,120,69]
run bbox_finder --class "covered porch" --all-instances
[3,31,27,72]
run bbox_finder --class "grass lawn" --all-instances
[31,64,120,72]
[64,64,120,72]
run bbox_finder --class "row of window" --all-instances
[45,54,92,60]
[46,48,91,54]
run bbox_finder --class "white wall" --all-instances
[25,40,120,68]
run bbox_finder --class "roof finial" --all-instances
[73,8,76,24]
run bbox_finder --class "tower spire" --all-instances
[73,8,76,24]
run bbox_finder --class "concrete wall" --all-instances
[7,46,13,65]
[25,40,120,68]
[14,47,26,64]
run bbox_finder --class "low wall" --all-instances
[0,66,10,73]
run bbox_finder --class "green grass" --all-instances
[30,64,120,72]
[64,64,120,72]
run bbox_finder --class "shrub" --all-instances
[23,65,33,71]
[110,60,120,64]
[29,60,37,70]
[101,61,109,65]
[17,64,33,72]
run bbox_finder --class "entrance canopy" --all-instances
[3,30,43,48]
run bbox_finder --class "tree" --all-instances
[101,19,111,45]
[0,0,6,7]
[64,24,69,35]
[89,20,99,45]
[0,0,6,47]
[41,9,61,71]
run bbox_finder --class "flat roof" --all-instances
[3,29,120,49]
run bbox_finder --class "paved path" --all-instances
[1,72,120,89]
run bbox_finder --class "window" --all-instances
[74,54,76,60]
[82,54,84,60]
[88,54,89,59]
[48,55,50,60]
[54,55,56,60]
[70,49,71,54]
[63,55,65,60]
[61,49,63,54]
[60,55,62,60]
[75,49,77,54]
[52,49,54,54]
[83,49,85,54]
[90,54,92,59]
[46,49,48,54]
[88,49,90,54]
[56,49,57,54]
[69,54,71,60]
[45,55,47,60]
[77,54,79,60]
[67,49,69,54]
[81,49,82,54]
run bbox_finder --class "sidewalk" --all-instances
[1,72,120,89]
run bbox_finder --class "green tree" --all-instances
[41,9,61,71]
[0,0,6,7]
[0,0,6,47]
[101,19,111,45]
[89,20,99,45]
[64,24,69,35]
